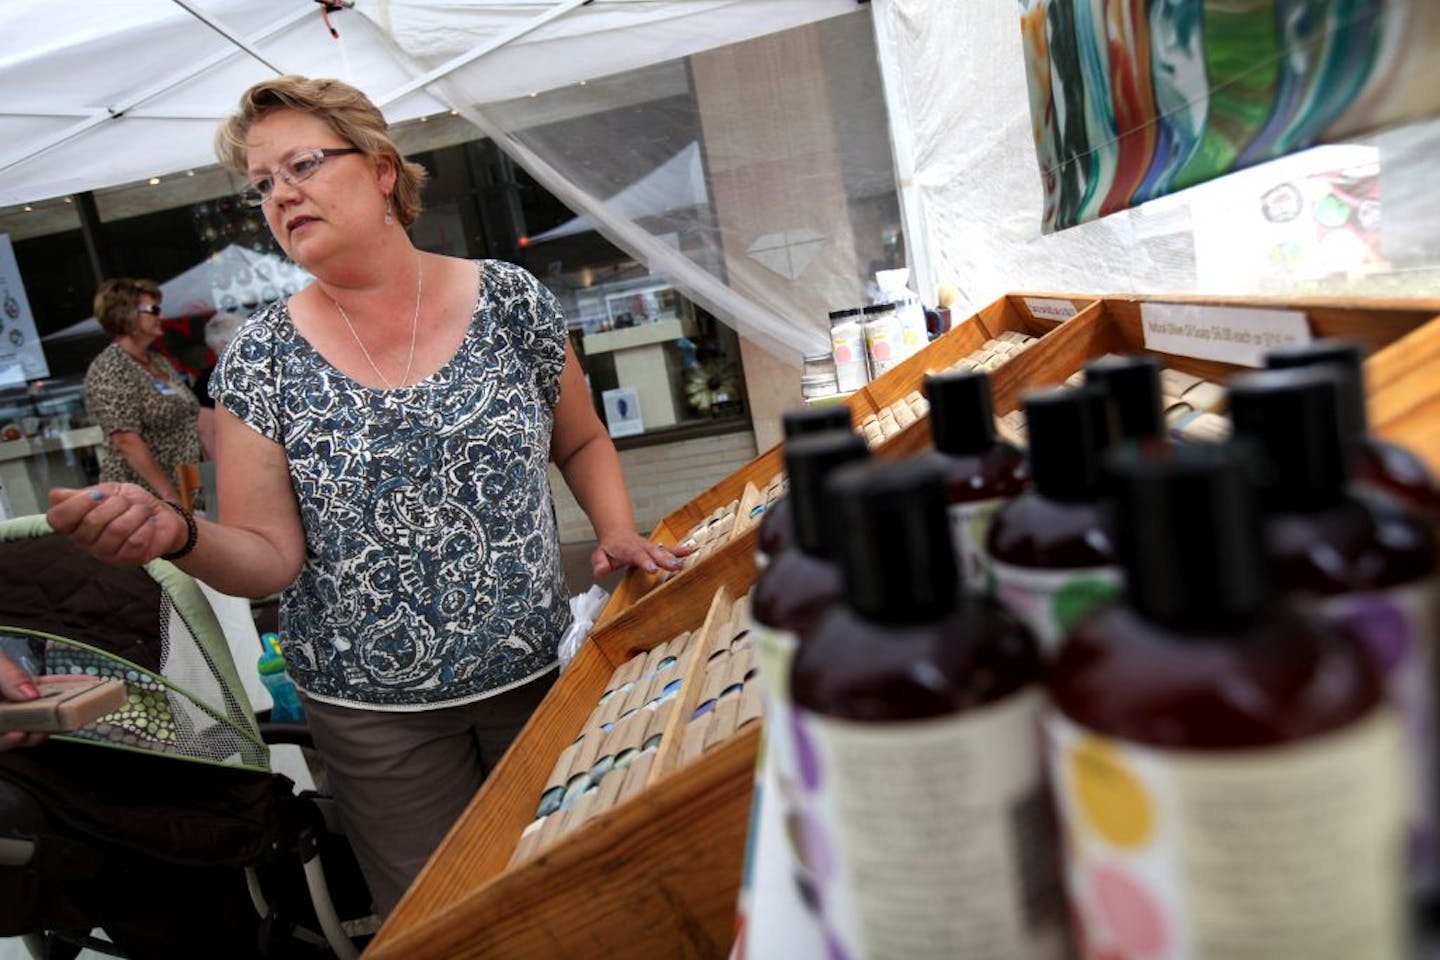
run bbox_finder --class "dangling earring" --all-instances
[384,194,394,226]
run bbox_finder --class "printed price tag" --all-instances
[1024,297,1079,322]
[1141,303,1311,367]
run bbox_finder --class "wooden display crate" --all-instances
[367,292,1439,960]
[874,293,1440,461]
[593,293,1096,629]
[366,543,763,960]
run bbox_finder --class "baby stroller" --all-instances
[0,515,371,959]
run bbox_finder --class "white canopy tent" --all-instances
[1,0,862,362]
[0,0,854,207]
[41,244,311,341]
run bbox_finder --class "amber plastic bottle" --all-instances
[789,458,1059,958]
[1083,353,1165,443]
[1266,339,1440,518]
[922,369,1027,592]
[987,386,1119,654]
[749,431,870,942]
[1050,442,1402,957]
[1229,366,1438,899]
[757,404,855,567]
[753,431,871,655]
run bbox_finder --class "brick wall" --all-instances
[548,428,759,543]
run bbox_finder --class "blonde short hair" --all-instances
[215,75,427,228]
[93,277,162,339]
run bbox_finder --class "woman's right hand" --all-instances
[46,483,186,568]
[0,651,45,752]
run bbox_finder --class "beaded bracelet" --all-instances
[159,500,198,561]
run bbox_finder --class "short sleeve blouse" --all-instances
[212,260,571,709]
[84,344,202,497]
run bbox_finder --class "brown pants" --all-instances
[300,669,556,916]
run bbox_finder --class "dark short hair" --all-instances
[93,278,162,339]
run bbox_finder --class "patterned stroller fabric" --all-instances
[0,514,268,772]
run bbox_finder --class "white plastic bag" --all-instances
[558,585,611,671]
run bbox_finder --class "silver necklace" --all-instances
[330,253,423,390]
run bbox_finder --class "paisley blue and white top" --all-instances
[212,260,571,710]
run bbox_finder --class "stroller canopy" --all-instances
[0,515,267,772]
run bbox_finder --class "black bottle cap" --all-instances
[782,405,853,440]
[1264,340,1369,444]
[785,431,871,558]
[926,370,997,456]
[1106,442,1270,629]
[828,307,861,322]
[1085,354,1164,442]
[1023,386,1111,503]
[827,458,957,624]
[1227,367,1351,509]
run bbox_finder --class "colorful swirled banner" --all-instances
[1020,0,1440,232]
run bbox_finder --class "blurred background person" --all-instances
[84,278,202,505]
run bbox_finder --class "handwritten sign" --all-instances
[0,234,48,384]
[1140,303,1311,368]
[1024,297,1079,322]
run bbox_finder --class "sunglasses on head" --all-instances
[137,305,162,316]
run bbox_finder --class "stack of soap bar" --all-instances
[855,331,1038,450]
[509,588,762,867]
[677,594,762,767]
[658,482,770,585]
[1160,369,1229,441]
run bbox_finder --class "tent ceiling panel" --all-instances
[0,0,852,207]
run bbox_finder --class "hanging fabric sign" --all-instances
[1019,0,1440,233]
[0,234,49,385]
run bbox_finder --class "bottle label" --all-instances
[831,324,868,392]
[1046,710,1406,960]
[1313,580,1439,893]
[990,560,1122,656]
[793,689,1064,960]
[863,318,901,377]
[751,622,801,783]
[948,497,1006,593]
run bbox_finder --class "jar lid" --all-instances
[828,308,862,321]
[862,303,894,315]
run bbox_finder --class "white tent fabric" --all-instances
[873,0,1440,310]
[42,244,310,341]
[2,0,861,362]
[526,141,707,244]
[0,0,853,207]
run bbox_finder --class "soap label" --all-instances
[1024,297,1079,322]
[1140,303,1311,367]
[793,689,1064,960]
[991,560,1122,656]
[948,497,1007,593]
[1047,710,1406,960]
[1313,580,1439,893]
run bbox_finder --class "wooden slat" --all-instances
[650,586,732,781]
[1367,313,1440,474]
[365,727,759,960]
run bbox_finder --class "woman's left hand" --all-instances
[591,533,693,579]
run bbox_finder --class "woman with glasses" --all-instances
[48,76,686,915]
[83,277,201,503]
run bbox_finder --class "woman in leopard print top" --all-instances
[83,278,201,503]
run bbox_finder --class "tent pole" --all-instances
[169,0,287,74]
[75,192,112,288]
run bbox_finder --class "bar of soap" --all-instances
[0,676,127,733]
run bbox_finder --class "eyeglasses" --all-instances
[240,147,363,207]
[136,305,162,316]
